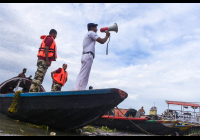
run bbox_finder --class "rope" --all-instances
[7,90,22,113]
[108,109,115,121]
[115,106,157,135]
[106,36,110,55]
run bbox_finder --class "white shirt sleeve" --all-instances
[89,31,99,41]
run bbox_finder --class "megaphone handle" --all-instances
[106,35,110,55]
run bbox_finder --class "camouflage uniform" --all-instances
[51,82,62,91]
[29,59,48,92]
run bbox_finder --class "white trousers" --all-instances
[73,53,93,90]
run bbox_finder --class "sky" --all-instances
[0,3,200,115]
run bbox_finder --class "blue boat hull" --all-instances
[0,88,128,131]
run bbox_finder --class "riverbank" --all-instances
[183,128,200,136]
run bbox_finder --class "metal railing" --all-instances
[161,109,200,124]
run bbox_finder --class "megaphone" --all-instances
[100,23,118,33]
[100,23,118,55]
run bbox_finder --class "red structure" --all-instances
[166,100,200,107]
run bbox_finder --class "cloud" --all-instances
[1,3,200,114]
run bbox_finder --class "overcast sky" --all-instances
[1,3,200,114]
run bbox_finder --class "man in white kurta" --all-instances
[73,23,110,90]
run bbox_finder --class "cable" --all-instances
[106,36,110,55]
[108,109,115,121]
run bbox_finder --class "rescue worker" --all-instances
[51,64,68,91]
[72,23,110,91]
[29,29,57,92]
[18,68,32,79]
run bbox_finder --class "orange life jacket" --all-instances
[53,68,68,86]
[37,35,57,61]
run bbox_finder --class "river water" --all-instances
[0,113,77,136]
[0,113,148,136]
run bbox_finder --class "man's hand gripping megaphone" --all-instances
[100,29,110,55]
[100,23,118,55]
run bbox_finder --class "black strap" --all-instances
[39,48,54,50]
[53,45,56,60]
[60,74,63,81]
[106,36,110,55]
[83,51,94,59]
[38,47,55,54]
[38,43,43,53]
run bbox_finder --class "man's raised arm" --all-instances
[96,31,110,44]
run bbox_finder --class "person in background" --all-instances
[89,86,93,90]
[18,68,32,79]
[7,86,15,93]
[139,106,145,115]
[29,29,58,92]
[51,64,68,91]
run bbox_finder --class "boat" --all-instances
[164,100,200,124]
[161,100,200,134]
[91,101,200,135]
[0,77,128,131]
[91,108,181,135]
[91,106,200,135]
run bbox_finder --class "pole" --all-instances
[181,105,182,115]
[194,107,195,123]
[15,79,21,93]
[199,107,200,124]
[191,109,193,123]
[183,106,184,121]
[175,110,176,121]
[168,104,169,115]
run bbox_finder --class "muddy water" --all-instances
[0,113,148,136]
[0,113,81,136]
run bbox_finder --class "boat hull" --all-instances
[91,115,183,135]
[0,88,127,131]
